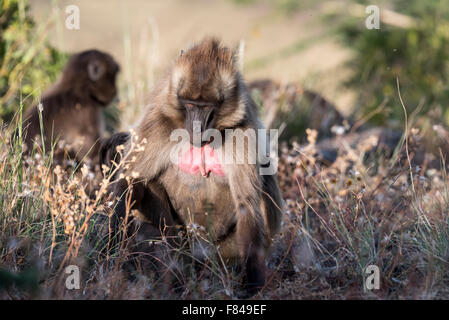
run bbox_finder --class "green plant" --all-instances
[338,0,449,127]
[0,0,67,124]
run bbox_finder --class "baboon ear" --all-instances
[87,60,106,81]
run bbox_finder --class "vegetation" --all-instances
[0,0,67,124]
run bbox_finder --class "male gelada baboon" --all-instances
[104,38,283,295]
[23,49,120,162]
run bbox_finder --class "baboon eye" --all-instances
[185,103,194,109]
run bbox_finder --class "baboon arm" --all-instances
[112,131,173,227]
[99,132,130,170]
[126,113,175,181]
[227,163,267,292]
[109,175,135,226]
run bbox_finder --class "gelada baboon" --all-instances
[23,49,120,162]
[248,79,346,142]
[105,38,283,294]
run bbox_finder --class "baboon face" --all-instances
[63,49,120,106]
[165,39,246,146]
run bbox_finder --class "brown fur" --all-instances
[99,131,129,179]
[107,38,283,295]
[22,49,120,163]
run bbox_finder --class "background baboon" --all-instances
[99,131,129,177]
[107,38,283,295]
[22,49,120,163]
[248,79,346,143]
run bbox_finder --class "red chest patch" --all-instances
[178,145,224,177]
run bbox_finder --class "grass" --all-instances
[1,90,449,299]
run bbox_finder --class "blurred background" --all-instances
[2,0,449,136]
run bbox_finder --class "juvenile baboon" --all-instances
[105,38,283,294]
[22,49,120,163]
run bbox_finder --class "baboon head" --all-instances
[165,38,246,146]
[61,49,120,106]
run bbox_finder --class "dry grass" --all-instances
[1,100,449,299]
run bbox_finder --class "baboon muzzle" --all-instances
[184,106,215,147]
